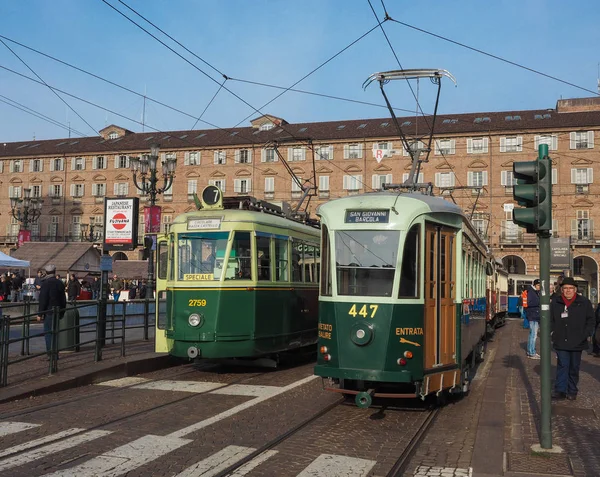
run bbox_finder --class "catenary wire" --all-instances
[0,38,99,136]
[0,95,87,137]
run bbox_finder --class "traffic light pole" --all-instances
[535,144,551,450]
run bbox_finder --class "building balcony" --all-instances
[571,233,594,245]
[499,231,537,244]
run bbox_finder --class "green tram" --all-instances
[155,186,320,361]
[314,192,491,407]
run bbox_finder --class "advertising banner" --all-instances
[550,237,571,272]
[103,198,139,250]
[144,206,162,234]
[17,229,31,247]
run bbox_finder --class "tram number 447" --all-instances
[348,304,378,318]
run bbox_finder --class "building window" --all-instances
[573,210,593,240]
[8,186,22,198]
[262,148,276,162]
[214,150,226,165]
[209,179,226,192]
[30,159,43,172]
[108,132,119,139]
[402,173,424,183]
[94,156,106,169]
[570,131,594,150]
[49,184,63,198]
[434,172,456,188]
[344,143,363,159]
[10,160,22,173]
[289,147,305,162]
[372,174,392,190]
[187,180,198,199]
[403,140,425,156]
[316,145,333,160]
[70,184,84,198]
[500,136,523,153]
[184,151,200,166]
[434,139,456,155]
[534,134,558,151]
[31,185,42,198]
[162,215,173,234]
[467,171,488,189]
[319,176,330,198]
[51,158,64,171]
[114,182,129,196]
[343,174,362,192]
[235,149,251,164]
[264,177,275,199]
[503,210,520,241]
[71,216,82,239]
[291,179,302,198]
[48,216,60,238]
[92,183,106,197]
[467,137,489,154]
[472,214,488,239]
[571,168,593,186]
[259,122,274,131]
[234,179,251,194]
[73,157,85,170]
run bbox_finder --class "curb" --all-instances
[0,354,180,404]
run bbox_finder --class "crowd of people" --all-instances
[0,269,149,303]
[520,276,598,402]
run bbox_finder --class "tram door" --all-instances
[424,224,457,369]
[155,238,173,353]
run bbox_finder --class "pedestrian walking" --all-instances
[34,270,44,301]
[66,273,81,301]
[128,281,137,300]
[551,277,595,401]
[524,279,541,358]
[91,276,100,300]
[138,279,147,300]
[110,274,123,301]
[0,275,10,302]
[36,264,67,357]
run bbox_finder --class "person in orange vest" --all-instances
[525,279,541,358]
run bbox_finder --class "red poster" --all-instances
[18,229,31,247]
[144,206,162,234]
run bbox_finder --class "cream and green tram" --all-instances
[155,187,320,360]
[314,192,490,406]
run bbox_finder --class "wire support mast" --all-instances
[363,69,457,190]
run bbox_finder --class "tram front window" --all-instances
[335,230,400,297]
[178,232,229,281]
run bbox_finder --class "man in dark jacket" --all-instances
[551,277,595,400]
[593,302,600,357]
[36,264,67,356]
[525,279,541,358]
[66,273,81,301]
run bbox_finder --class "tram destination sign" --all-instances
[345,209,390,224]
[187,217,222,230]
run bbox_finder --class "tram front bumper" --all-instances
[314,365,414,383]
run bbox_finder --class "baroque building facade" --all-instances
[1,98,600,297]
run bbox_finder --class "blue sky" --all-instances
[0,0,598,142]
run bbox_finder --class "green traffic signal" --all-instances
[512,144,552,233]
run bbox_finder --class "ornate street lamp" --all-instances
[80,219,97,242]
[11,188,43,233]
[130,144,176,298]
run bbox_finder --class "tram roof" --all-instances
[171,208,320,237]
[317,192,464,222]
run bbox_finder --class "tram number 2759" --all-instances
[188,299,207,307]
[348,304,378,318]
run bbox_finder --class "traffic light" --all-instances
[512,144,552,233]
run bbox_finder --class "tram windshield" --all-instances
[177,232,229,281]
[335,230,400,297]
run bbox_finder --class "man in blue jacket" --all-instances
[525,279,541,359]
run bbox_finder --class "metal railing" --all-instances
[0,298,156,387]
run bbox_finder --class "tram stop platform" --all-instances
[409,319,600,477]
[0,340,175,405]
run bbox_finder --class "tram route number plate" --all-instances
[345,209,389,224]
[187,218,222,230]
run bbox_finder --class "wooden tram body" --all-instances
[314,192,491,406]
[154,188,320,360]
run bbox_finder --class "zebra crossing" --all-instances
[0,420,377,476]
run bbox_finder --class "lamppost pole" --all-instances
[130,144,176,299]
[11,188,42,240]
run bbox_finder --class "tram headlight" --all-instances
[188,313,202,327]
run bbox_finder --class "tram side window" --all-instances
[275,238,289,281]
[292,240,303,282]
[399,225,419,298]
[321,225,332,296]
[256,235,271,281]
[336,230,400,297]
[231,232,252,279]
[304,244,318,283]
[158,242,168,280]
